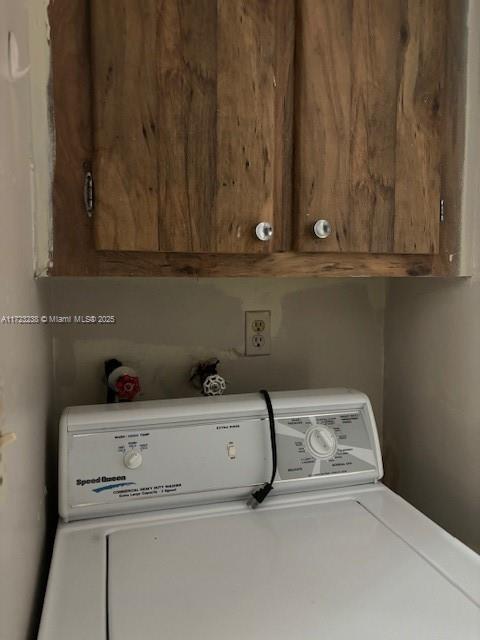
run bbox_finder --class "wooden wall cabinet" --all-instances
[48,1,466,277]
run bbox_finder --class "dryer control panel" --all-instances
[60,389,382,521]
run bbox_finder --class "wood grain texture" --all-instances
[394,0,446,253]
[350,0,401,252]
[157,0,217,252]
[81,252,435,278]
[294,0,352,253]
[437,0,467,274]
[48,0,464,278]
[48,0,99,275]
[295,0,447,255]
[91,1,159,251]
[272,0,295,252]
[91,0,291,254]
[214,0,276,253]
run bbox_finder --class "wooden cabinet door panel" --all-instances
[91,1,159,252]
[214,1,276,253]
[156,0,217,253]
[91,0,293,254]
[393,0,446,253]
[294,0,446,254]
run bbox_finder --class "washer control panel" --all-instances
[60,390,382,521]
[276,412,376,480]
[66,418,269,513]
[305,425,337,459]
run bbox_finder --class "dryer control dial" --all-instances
[123,449,143,470]
[305,426,337,460]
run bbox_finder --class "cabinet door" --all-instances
[90,0,293,253]
[294,0,446,254]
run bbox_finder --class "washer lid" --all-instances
[107,499,479,640]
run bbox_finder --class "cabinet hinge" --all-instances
[439,198,445,224]
[83,166,94,218]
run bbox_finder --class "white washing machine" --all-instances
[39,389,479,639]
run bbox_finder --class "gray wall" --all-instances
[48,278,386,433]
[383,0,480,553]
[384,278,480,552]
[0,2,53,639]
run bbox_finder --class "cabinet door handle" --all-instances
[313,219,332,239]
[255,222,273,241]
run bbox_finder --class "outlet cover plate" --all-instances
[245,310,271,356]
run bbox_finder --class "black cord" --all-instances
[248,389,277,508]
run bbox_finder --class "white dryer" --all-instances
[39,389,480,639]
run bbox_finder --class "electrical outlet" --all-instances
[245,310,271,356]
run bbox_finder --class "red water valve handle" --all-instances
[115,374,141,401]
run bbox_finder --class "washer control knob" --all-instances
[123,449,143,470]
[305,426,337,460]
